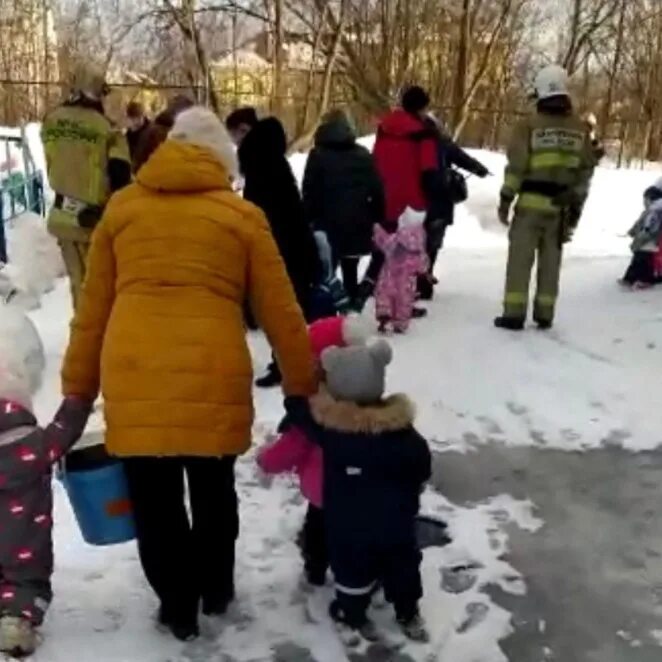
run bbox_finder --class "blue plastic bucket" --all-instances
[60,445,135,546]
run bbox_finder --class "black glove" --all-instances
[561,205,582,244]
[283,396,311,427]
[475,164,489,178]
[569,204,582,227]
[277,413,292,434]
[498,196,513,226]
[78,205,103,229]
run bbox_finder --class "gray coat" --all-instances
[0,398,89,625]
[629,199,662,252]
[303,116,385,258]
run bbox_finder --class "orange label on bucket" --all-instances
[105,499,132,518]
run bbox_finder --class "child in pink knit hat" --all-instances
[257,315,368,586]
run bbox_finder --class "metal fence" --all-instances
[0,76,660,167]
[0,129,45,264]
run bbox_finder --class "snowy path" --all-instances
[10,136,662,659]
[25,239,662,661]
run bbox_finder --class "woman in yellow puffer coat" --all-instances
[60,107,317,641]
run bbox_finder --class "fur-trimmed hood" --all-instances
[310,386,415,434]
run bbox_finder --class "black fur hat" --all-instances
[401,86,430,114]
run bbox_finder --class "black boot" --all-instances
[255,363,282,388]
[534,317,553,330]
[352,280,374,312]
[417,275,434,301]
[202,591,234,617]
[157,607,199,642]
[494,316,525,331]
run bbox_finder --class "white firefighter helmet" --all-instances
[534,64,569,101]
[69,63,109,100]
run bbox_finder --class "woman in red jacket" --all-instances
[355,86,438,311]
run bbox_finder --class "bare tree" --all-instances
[561,0,621,74]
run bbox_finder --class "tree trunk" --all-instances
[289,0,347,152]
[452,0,513,140]
[564,0,583,73]
[452,0,471,131]
[271,0,284,115]
[296,5,327,138]
[599,0,626,138]
[167,0,221,113]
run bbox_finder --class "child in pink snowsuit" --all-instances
[374,207,429,333]
[257,316,369,586]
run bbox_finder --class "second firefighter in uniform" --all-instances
[42,65,131,310]
[495,65,596,331]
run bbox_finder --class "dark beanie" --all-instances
[401,86,430,114]
[644,185,662,203]
[226,107,259,130]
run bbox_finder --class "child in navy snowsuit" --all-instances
[294,339,431,644]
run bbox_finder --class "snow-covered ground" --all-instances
[4,137,662,660]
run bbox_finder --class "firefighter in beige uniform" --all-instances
[42,66,130,309]
[495,65,596,331]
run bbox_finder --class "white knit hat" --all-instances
[0,306,45,409]
[170,107,238,178]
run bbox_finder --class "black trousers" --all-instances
[298,504,328,583]
[623,251,657,285]
[335,257,360,302]
[362,250,385,294]
[332,537,422,627]
[123,456,238,626]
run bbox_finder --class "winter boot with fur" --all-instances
[0,616,37,658]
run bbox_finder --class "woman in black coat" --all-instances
[239,117,321,387]
[419,116,489,300]
[302,110,384,303]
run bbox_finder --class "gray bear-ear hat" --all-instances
[321,339,393,406]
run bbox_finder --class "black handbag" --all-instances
[445,168,468,204]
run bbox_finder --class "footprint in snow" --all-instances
[456,602,490,634]
[506,401,529,416]
[441,563,483,594]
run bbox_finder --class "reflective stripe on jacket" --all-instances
[501,111,595,216]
